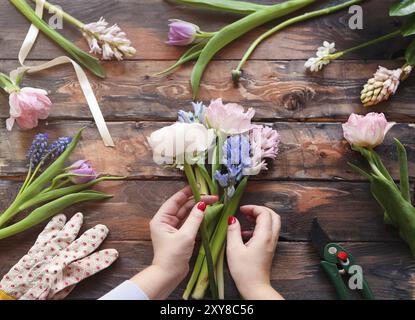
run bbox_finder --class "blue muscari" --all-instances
[46,136,73,162]
[27,133,49,168]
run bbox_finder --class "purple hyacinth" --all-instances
[214,135,251,197]
[27,133,49,168]
[46,136,73,162]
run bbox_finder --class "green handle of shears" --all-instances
[362,278,375,300]
[320,261,350,300]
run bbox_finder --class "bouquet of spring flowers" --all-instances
[343,112,415,256]
[306,0,415,107]
[147,99,280,299]
[160,0,364,98]
[0,128,123,240]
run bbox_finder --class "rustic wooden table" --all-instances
[0,0,414,300]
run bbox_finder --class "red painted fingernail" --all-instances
[197,202,207,212]
[228,216,237,225]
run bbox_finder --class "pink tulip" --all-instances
[205,98,255,135]
[68,160,98,184]
[342,112,395,148]
[166,19,199,46]
[6,87,52,131]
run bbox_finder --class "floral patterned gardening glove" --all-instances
[0,212,118,300]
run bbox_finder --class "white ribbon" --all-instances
[10,0,114,147]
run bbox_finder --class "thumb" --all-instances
[179,201,206,240]
[227,216,244,250]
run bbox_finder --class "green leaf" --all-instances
[190,0,316,98]
[405,38,415,65]
[395,138,411,203]
[169,0,269,15]
[18,176,124,211]
[390,0,415,16]
[347,162,372,179]
[197,164,218,195]
[370,173,415,257]
[10,0,105,78]
[156,41,205,75]
[0,191,111,240]
[401,13,415,36]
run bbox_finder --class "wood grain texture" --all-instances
[0,0,408,61]
[0,121,413,180]
[0,240,414,300]
[0,59,414,122]
[0,179,409,242]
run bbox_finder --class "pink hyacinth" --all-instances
[68,160,98,184]
[6,87,52,131]
[244,125,280,176]
[205,98,255,135]
[342,112,395,148]
[166,19,199,46]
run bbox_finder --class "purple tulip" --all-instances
[166,19,199,46]
[68,160,98,184]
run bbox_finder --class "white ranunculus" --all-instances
[147,122,216,166]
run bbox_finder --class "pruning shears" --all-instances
[311,218,375,300]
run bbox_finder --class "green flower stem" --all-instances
[191,0,316,98]
[232,0,363,80]
[195,32,217,39]
[10,0,105,78]
[32,0,85,29]
[324,29,402,61]
[183,162,219,299]
[195,166,209,195]
[170,0,270,15]
[183,202,223,300]
[216,244,225,299]
[0,191,112,240]
[192,177,247,299]
[197,164,218,195]
[395,139,411,203]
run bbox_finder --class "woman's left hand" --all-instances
[131,186,218,299]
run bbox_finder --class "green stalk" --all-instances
[328,29,402,59]
[197,164,218,195]
[156,40,207,75]
[232,0,364,81]
[10,0,105,78]
[216,244,225,299]
[195,166,209,195]
[190,0,315,98]
[0,191,111,240]
[183,162,218,299]
[169,0,270,15]
[183,202,223,300]
[395,139,411,203]
[32,0,85,29]
[192,177,247,299]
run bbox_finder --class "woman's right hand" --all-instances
[226,205,284,300]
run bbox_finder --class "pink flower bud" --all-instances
[6,87,52,131]
[166,19,199,46]
[68,160,98,184]
[342,112,395,148]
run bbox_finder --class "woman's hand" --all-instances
[226,205,284,300]
[131,186,218,299]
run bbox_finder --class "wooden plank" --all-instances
[1,59,414,122]
[0,121,413,180]
[0,240,413,299]
[0,179,407,242]
[0,0,408,61]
